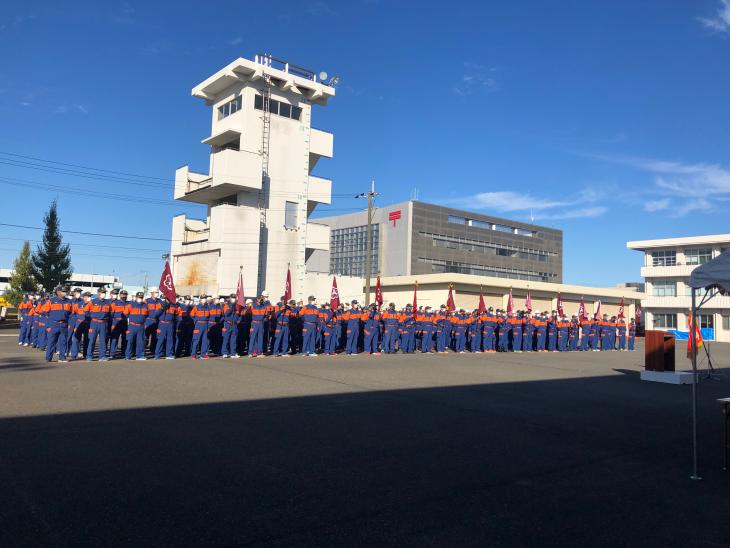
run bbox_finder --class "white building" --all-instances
[170,54,360,300]
[0,269,118,294]
[627,234,730,342]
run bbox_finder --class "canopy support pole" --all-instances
[691,288,701,481]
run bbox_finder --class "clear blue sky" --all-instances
[1,0,729,287]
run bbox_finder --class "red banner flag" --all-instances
[594,300,601,320]
[635,304,642,324]
[578,296,587,321]
[330,276,340,311]
[236,268,245,311]
[413,281,418,317]
[506,288,514,315]
[478,286,486,313]
[283,265,292,301]
[525,289,532,312]
[556,292,564,317]
[158,260,176,303]
[687,311,704,359]
[446,283,455,312]
[375,273,383,308]
[618,297,625,319]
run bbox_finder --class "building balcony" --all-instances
[308,175,332,205]
[640,264,697,278]
[309,128,333,168]
[306,222,330,251]
[174,149,263,204]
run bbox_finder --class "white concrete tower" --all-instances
[170,54,334,299]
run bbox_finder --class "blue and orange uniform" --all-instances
[109,294,129,358]
[321,307,338,355]
[580,318,593,351]
[298,301,320,355]
[617,318,627,350]
[557,318,570,351]
[41,292,72,362]
[452,311,469,353]
[69,295,90,358]
[568,317,579,351]
[272,303,295,356]
[18,296,33,345]
[483,311,497,352]
[628,321,636,351]
[522,315,535,352]
[398,308,416,353]
[154,300,177,359]
[37,297,49,350]
[144,295,163,352]
[249,300,272,356]
[343,305,364,355]
[221,299,241,357]
[534,315,547,351]
[125,297,149,359]
[87,292,112,361]
[207,300,224,354]
[363,307,381,354]
[547,316,558,351]
[175,300,193,357]
[381,307,400,354]
[190,300,211,358]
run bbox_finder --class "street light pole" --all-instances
[356,180,379,306]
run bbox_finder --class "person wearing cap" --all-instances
[534,311,547,352]
[86,287,112,361]
[35,292,50,351]
[556,314,570,352]
[175,296,194,357]
[153,295,178,360]
[628,318,636,351]
[568,314,579,351]
[272,299,296,357]
[396,304,415,353]
[190,295,211,359]
[69,291,92,359]
[39,286,73,363]
[482,308,496,352]
[616,315,627,351]
[247,294,272,357]
[590,313,601,351]
[579,314,593,352]
[320,302,337,356]
[28,294,41,348]
[67,288,87,359]
[362,303,381,355]
[260,290,273,353]
[221,294,242,358]
[238,298,254,356]
[206,296,224,355]
[298,296,320,356]
[419,306,436,353]
[546,311,558,352]
[124,292,149,360]
[109,289,129,358]
[144,289,163,354]
[342,299,364,355]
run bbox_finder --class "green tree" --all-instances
[4,241,37,306]
[31,199,72,291]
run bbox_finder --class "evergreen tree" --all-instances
[4,241,37,306]
[31,200,72,291]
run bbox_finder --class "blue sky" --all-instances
[1,0,729,287]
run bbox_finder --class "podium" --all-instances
[645,330,675,372]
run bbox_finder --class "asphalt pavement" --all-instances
[1,333,730,546]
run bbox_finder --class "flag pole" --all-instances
[690,288,701,481]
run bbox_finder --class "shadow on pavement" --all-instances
[1,371,730,546]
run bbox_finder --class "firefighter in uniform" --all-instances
[125,292,149,360]
[41,286,72,363]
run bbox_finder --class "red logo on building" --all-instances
[388,210,402,227]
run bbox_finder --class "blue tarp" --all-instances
[667,328,714,341]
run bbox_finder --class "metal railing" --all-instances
[186,176,212,194]
[255,53,316,81]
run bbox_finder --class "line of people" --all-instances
[17,286,637,362]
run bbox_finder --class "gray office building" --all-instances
[309,201,563,283]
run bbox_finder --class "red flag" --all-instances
[283,265,292,301]
[578,296,587,321]
[687,311,704,359]
[556,292,564,317]
[618,297,625,319]
[506,288,514,315]
[525,289,532,312]
[594,300,601,320]
[236,268,245,311]
[413,281,418,318]
[446,283,456,312]
[375,273,383,308]
[158,260,177,303]
[478,286,486,313]
[635,304,642,324]
[330,276,340,311]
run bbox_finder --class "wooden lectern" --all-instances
[645,330,675,372]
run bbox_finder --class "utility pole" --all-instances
[356,180,379,305]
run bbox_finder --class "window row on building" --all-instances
[446,215,535,237]
[651,248,714,266]
[217,95,242,120]
[254,95,302,121]
[653,313,717,330]
[329,225,380,276]
[417,257,556,283]
[421,232,552,262]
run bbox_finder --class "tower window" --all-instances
[218,95,242,120]
[254,95,301,121]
